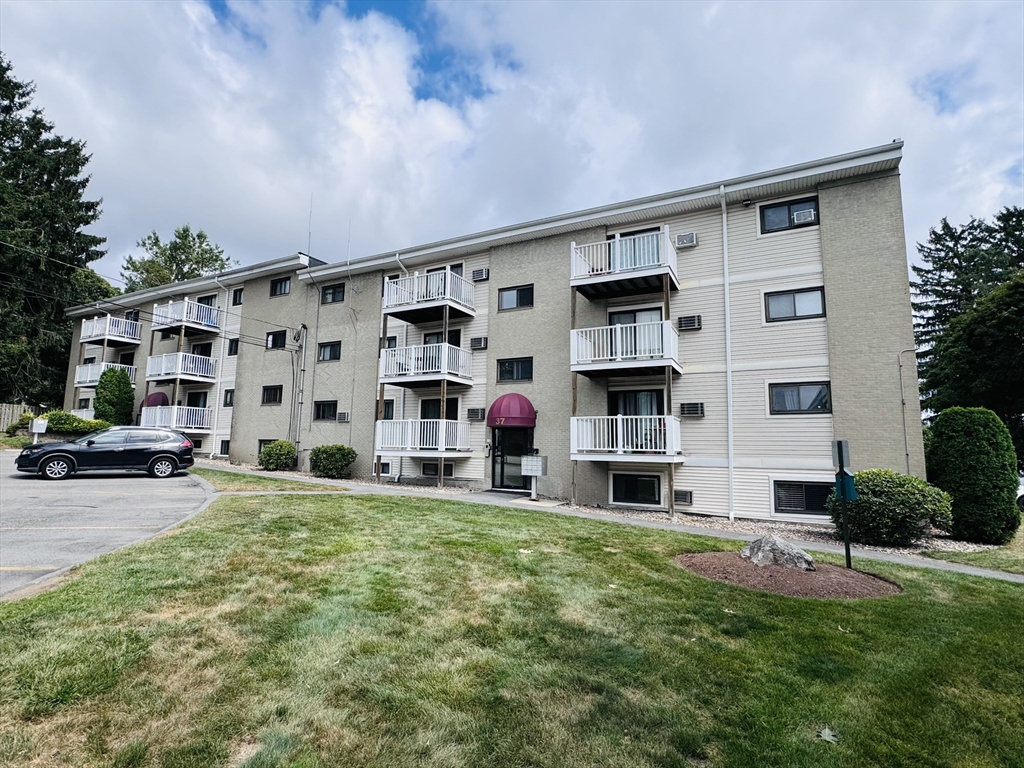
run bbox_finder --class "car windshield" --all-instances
[73,430,108,444]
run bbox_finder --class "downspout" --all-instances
[720,185,736,521]
[898,348,916,475]
[295,324,308,465]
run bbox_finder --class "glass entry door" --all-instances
[492,427,533,490]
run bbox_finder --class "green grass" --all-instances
[0,494,1021,767]
[188,466,346,493]
[924,525,1024,574]
[0,436,32,449]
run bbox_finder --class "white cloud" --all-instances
[0,0,1020,286]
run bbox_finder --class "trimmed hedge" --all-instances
[258,440,296,471]
[5,412,34,437]
[927,407,1020,544]
[19,410,112,436]
[826,468,952,547]
[309,444,357,479]
[94,367,135,425]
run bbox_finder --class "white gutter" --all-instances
[720,185,735,521]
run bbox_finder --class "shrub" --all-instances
[93,367,135,425]
[5,412,34,437]
[826,468,952,547]
[2,435,33,448]
[927,407,1020,544]
[309,444,357,479]
[258,440,296,471]
[36,410,111,435]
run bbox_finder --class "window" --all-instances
[258,439,275,455]
[125,430,163,444]
[262,385,283,405]
[77,398,90,409]
[774,481,832,515]
[423,329,461,347]
[186,391,208,408]
[191,342,212,357]
[382,273,400,296]
[498,285,534,310]
[88,431,128,445]
[375,460,391,475]
[769,382,831,414]
[192,438,203,450]
[498,357,533,382]
[223,389,234,407]
[267,330,287,349]
[124,310,140,322]
[382,336,397,349]
[313,401,338,420]
[196,294,217,307]
[760,197,819,234]
[118,352,135,366]
[318,341,341,362]
[220,440,230,455]
[228,338,239,356]
[612,474,661,506]
[321,283,345,304]
[422,461,454,477]
[376,399,395,420]
[765,287,825,322]
[232,287,244,306]
[82,357,96,365]
[160,331,174,340]
[270,277,291,297]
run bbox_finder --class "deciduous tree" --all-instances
[121,225,234,292]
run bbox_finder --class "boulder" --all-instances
[740,534,816,571]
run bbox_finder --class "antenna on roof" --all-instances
[307,192,313,257]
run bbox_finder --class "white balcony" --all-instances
[141,405,213,433]
[151,299,222,334]
[146,352,217,382]
[375,419,473,457]
[80,315,141,345]
[70,408,95,420]
[74,362,137,387]
[379,343,473,387]
[571,321,682,377]
[570,228,679,299]
[571,415,684,463]
[382,268,476,323]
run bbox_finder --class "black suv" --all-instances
[15,426,195,480]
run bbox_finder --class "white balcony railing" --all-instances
[571,321,678,366]
[70,409,95,420]
[146,352,216,380]
[382,268,475,312]
[379,343,473,381]
[375,419,472,452]
[80,315,142,343]
[74,362,137,387]
[571,415,682,456]
[570,228,677,280]
[141,405,213,432]
[152,299,222,331]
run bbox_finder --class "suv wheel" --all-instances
[149,457,177,479]
[41,457,71,480]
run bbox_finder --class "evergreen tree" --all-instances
[0,53,109,405]
[121,225,235,292]
[93,367,135,425]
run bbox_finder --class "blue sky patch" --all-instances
[1006,157,1024,188]
[912,65,976,115]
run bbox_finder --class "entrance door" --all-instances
[492,427,533,490]
[186,391,208,409]
[419,397,458,449]
[609,308,662,359]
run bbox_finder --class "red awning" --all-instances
[145,391,169,407]
[486,393,537,427]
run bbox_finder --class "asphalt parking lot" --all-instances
[0,449,209,596]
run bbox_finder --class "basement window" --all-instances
[774,481,832,515]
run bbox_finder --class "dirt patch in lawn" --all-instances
[676,552,902,599]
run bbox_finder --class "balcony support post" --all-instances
[664,273,676,521]
[171,325,185,409]
[438,303,449,488]
[570,287,578,506]
[376,313,389,483]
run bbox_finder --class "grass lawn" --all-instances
[188,466,347,493]
[0,495,1021,768]
[924,525,1024,575]
[0,436,32,450]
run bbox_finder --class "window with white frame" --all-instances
[318,341,341,361]
[611,473,662,506]
[765,287,825,322]
[774,481,832,515]
[769,382,831,414]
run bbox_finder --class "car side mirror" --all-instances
[86,440,95,446]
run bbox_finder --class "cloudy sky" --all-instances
[2,0,1022,287]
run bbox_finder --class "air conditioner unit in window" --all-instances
[471,268,489,282]
[792,209,816,225]
[470,336,488,350]
[677,315,702,332]
[674,232,698,249]
[467,408,486,421]
[674,490,694,505]
[680,402,705,418]
[336,412,350,423]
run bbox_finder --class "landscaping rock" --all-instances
[740,534,816,571]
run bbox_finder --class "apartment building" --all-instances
[64,142,925,520]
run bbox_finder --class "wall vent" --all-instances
[674,232,698,249]
[336,411,350,423]
[674,490,694,505]
[467,408,486,421]
[471,268,489,282]
[680,402,705,418]
[677,315,702,332]
[470,336,488,350]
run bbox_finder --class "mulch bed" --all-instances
[676,552,902,599]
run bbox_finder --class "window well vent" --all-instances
[680,402,705,418]
[471,268,489,282]
[674,490,694,505]
[467,408,486,421]
[336,412,350,423]
[470,336,488,350]
[678,315,702,332]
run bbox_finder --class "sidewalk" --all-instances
[193,461,1024,585]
